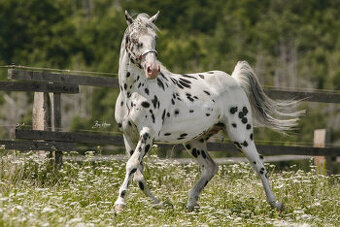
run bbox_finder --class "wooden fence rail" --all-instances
[0,67,339,171]
[0,81,79,93]
[8,68,340,103]
[11,129,340,156]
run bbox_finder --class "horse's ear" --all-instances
[149,11,160,23]
[125,10,134,25]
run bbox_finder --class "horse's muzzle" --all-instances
[145,63,160,79]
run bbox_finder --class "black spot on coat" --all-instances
[157,78,165,91]
[180,133,188,137]
[151,96,159,108]
[242,107,248,115]
[230,106,238,114]
[138,181,145,190]
[144,88,149,95]
[130,168,137,176]
[201,150,207,159]
[160,72,168,81]
[162,109,166,121]
[142,133,149,143]
[145,144,150,153]
[182,74,197,80]
[192,148,198,158]
[203,90,211,96]
[234,142,242,150]
[141,101,150,108]
[178,78,191,88]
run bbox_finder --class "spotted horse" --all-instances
[114,11,303,212]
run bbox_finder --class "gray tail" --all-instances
[231,61,305,133]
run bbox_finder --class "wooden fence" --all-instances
[1,67,340,171]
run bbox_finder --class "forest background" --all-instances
[0,0,339,149]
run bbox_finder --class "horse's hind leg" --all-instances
[122,134,160,204]
[225,108,283,210]
[184,140,218,211]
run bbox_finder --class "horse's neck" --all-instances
[118,47,146,95]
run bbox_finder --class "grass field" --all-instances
[0,150,339,226]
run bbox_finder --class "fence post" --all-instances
[32,92,50,160]
[313,129,333,174]
[33,92,50,131]
[49,92,63,166]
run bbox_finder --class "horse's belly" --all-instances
[155,110,219,144]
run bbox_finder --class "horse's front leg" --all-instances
[123,134,160,205]
[114,127,154,212]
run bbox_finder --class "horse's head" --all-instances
[124,11,160,79]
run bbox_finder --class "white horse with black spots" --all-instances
[114,11,303,212]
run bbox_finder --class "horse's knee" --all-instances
[208,162,218,176]
[126,158,139,175]
[203,161,218,180]
[133,169,144,182]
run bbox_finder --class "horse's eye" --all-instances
[138,43,143,48]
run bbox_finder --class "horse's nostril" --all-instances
[147,66,152,74]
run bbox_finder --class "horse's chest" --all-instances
[118,91,167,132]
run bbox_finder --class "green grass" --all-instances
[0,151,339,226]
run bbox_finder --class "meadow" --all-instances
[0,150,339,226]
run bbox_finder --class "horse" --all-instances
[114,11,303,212]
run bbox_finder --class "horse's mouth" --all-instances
[145,63,160,79]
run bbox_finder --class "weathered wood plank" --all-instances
[255,144,340,156]
[15,129,340,156]
[8,69,119,88]
[0,140,76,152]
[49,93,61,132]
[49,92,63,165]
[0,81,79,93]
[265,88,340,103]
[15,129,125,146]
[33,92,50,131]
[8,69,340,103]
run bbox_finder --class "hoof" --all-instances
[187,203,200,212]
[271,201,284,211]
[114,204,126,213]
